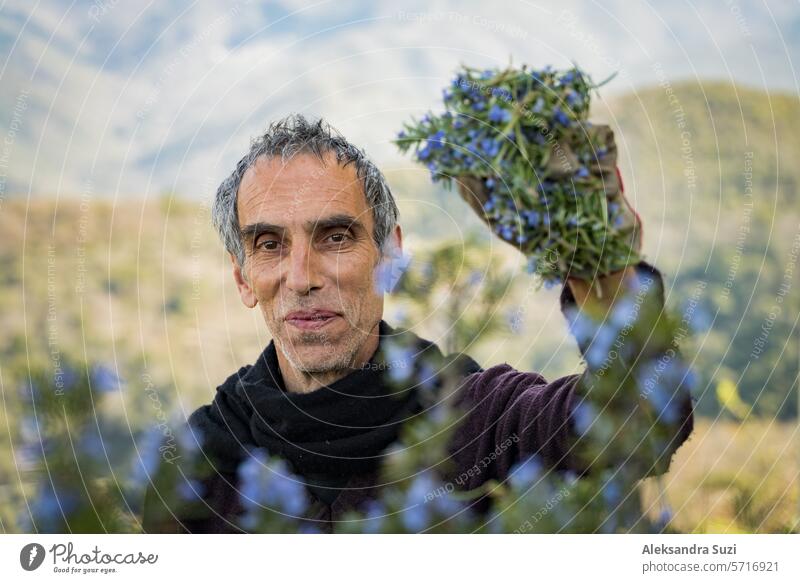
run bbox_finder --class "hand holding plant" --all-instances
[395,63,642,285]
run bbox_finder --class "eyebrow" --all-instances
[240,213,366,241]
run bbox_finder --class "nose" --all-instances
[284,238,323,294]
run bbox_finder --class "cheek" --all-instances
[335,252,379,291]
[248,266,279,303]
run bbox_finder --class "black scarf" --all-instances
[189,320,481,503]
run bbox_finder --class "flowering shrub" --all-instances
[13,362,141,533]
[10,273,694,534]
[395,63,641,285]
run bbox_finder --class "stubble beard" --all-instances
[273,311,372,375]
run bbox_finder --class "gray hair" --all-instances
[212,114,399,268]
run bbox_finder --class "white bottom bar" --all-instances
[1,534,797,582]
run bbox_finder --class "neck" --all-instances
[277,322,382,394]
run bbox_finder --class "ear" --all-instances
[392,223,403,253]
[231,253,258,308]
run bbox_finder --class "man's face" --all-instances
[233,152,394,374]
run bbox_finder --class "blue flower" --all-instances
[417,361,439,390]
[417,144,433,161]
[488,104,512,123]
[485,177,496,189]
[565,90,582,107]
[532,97,544,113]
[402,504,430,532]
[610,298,637,329]
[90,364,124,393]
[685,303,712,333]
[480,138,500,157]
[383,341,416,383]
[177,478,206,503]
[428,130,446,149]
[509,455,542,490]
[601,478,622,506]
[431,491,462,516]
[18,380,39,403]
[656,506,674,530]
[130,426,165,487]
[402,473,436,531]
[77,426,106,459]
[574,166,589,179]
[585,325,616,370]
[175,422,203,455]
[571,401,597,435]
[498,224,514,241]
[30,482,80,532]
[18,415,41,443]
[238,451,308,516]
[553,107,570,126]
[637,359,695,423]
[525,210,541,227]
[237,449,269,505]
[266,465,308,515]
[472,100,486,112]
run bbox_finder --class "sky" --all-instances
[0,0,798,200]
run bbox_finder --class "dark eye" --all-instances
[257,239,280,251]
[328,233,348,243]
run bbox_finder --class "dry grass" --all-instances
[641,418,799,533]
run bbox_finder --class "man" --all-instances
[142,114,693,533]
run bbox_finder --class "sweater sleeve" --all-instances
[444,261,694,493]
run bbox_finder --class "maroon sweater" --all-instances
[142,262,694,533]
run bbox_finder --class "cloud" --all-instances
[1,0,797,198]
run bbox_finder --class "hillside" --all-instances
[0,80,798,421]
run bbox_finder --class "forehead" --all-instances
[237,152,371,228]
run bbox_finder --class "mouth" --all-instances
[284,309,342,331]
